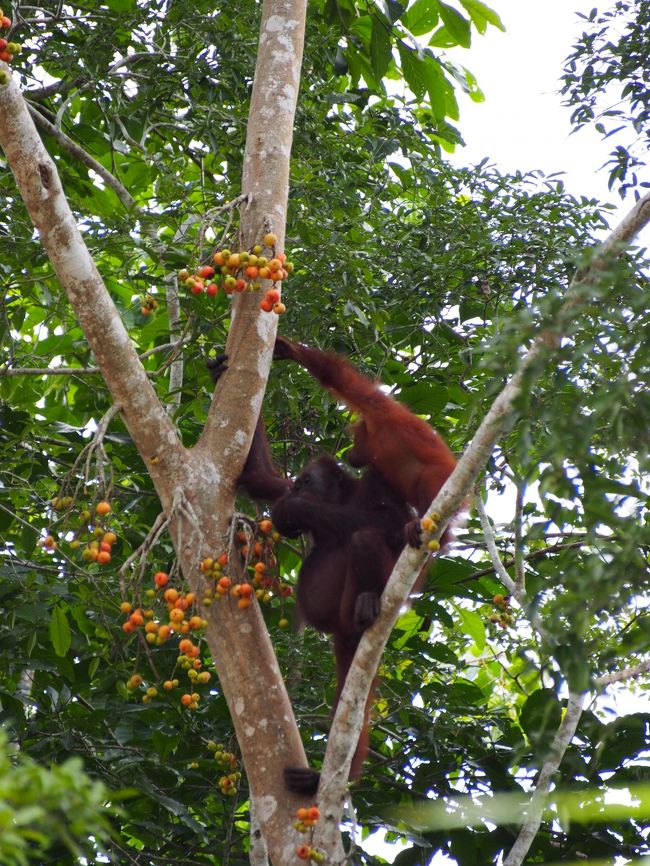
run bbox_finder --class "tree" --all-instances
[1,1,649,865]
[561,0,650,196]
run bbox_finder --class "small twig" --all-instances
[476,495,548,641]
[196,193,251,260]
[513,479,526,593]
[119,509,173,595]
[0,338,193,377]
[595,659,650,686]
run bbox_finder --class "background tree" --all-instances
[561,0,650,196]
[1,1,649,865]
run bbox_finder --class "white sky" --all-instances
[449,0,649,244]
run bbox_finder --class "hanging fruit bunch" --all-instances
[180,232,293,315]
[0,9,22,72]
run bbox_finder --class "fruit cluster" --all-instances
[0,9,20,69]
[120,567,214,709]
[200,519,292,618]
[489,593,513,629]
[44,498,115,564]
[420,513,441,552]
[294,805,323,861]
[207,741,241,796]
[294,806,321,832]
[296,846,324,862]
[180,232,293,314]
[217,771,241,796]
[139,294,159,316]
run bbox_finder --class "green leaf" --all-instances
[49,605,72,658]
[398,44,426,100]
[519,689,563,752]
[370,15,393,80]
[456,607,486,650]
[438,2,471,47]
[403,0,440,36]
[459,0,505,32]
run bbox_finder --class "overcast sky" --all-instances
[449,0,648,244]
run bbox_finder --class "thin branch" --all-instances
[27,104,135,210]
[595,659,650,686]
[502,690,585,866]
[0,338,193,377]
[513,479,526,592]
[458,540,590,582]
[476,495,548,641]
[476,495,517,596]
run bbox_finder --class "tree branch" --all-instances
[595,659,650,686]
[0,68,180,481]
[28,104,136,211]
[503,690,585,866]
[0,339,193,377]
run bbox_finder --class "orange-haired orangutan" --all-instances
[273,336,459,545]
[207,355,422,795]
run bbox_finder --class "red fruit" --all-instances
[307,806,321,821]
[245,265,259,279]
[99,541,112,553]
[199,265,215,278]
[266,289,281,304]
[259,299,274,313]
[234,278,247,292]
[0,38,6,50]
[206,282,218,296]
[97,550,111,564]
[154,571,169,588]
[1,17,11,29]
[191,282,205,295]
[296,845,311,860]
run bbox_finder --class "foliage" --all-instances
[0,0,649,864]
[561,0,650,196]
[0,730,114,865]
